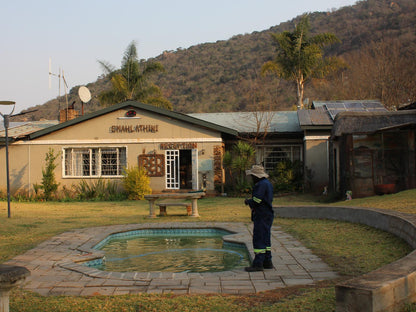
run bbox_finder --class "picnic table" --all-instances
[144,192,205,218]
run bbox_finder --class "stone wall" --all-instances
[274,205,416,312]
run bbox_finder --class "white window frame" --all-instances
[191,148,198,190]
[63,147,127,178]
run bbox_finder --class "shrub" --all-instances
[122,166,152,200]
[270,159,303,193]
[75,179,125,201]
[41,148,60,200]
[223,141,255,195]
[32,183,42,198]
[75,180,97,200]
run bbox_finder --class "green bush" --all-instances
[223,141,255,196]
[32,183,42,199]
[41,148,60,200]
[270,159,303,193]
[75,179,125,201]
[122,166,152,200]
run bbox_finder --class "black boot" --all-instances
[245,252,265,272]
[244,265,263,272]
[263,259,274,269]
[263,250,273,269]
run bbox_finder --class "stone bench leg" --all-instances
[159,205,167,216]
[148,199,157,218]
[191,198,200,217]
[0,288,11,312]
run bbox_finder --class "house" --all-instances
[188,111,304,174]
[298,100,387,191]
[330,110,416,198]
[3,99,412,198]
[0,101,237,196]
[193,101,389,192]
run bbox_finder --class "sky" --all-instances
[0,0,357,115]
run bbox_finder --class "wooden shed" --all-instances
[330,110,416,198]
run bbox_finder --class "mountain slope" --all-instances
[17,0,416,121]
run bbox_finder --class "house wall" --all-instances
[0,107,225,196]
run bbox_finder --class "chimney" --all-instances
[59,108,79,123]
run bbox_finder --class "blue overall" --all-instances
[247,178,274,267]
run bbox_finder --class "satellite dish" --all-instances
[78,86,91,103]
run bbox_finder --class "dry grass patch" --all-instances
[1,189,415,312]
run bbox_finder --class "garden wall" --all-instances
[274,205,416,312]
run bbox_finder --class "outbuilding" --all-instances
[330,110,416,198]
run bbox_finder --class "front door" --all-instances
[165,149,198,190]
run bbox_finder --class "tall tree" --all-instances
[262,15,344,109]
[98,41,173,109]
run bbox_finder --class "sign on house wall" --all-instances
[110,125,159,133]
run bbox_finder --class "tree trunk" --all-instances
[296,78,304,109]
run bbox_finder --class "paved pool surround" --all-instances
[5,222,337,296]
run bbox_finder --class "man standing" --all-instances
[244,165,274,272]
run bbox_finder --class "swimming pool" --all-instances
[86,228,250,273]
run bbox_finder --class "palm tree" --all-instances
[98,41,173,110]
[223,141,255,193]
[262,15,344,109]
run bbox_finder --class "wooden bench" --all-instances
[156,201,192,216]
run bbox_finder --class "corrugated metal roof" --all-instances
[0,120,59,139]
[0,122,27,131]
[188,111,301,133]
[297,107,333,127]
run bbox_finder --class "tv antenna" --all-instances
[49,57,69,117]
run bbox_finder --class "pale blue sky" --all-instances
[0,0,357,114]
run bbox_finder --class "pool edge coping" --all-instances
[57,222,255,281]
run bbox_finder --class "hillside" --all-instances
[16,0,416,121]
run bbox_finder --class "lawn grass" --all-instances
[333,188,416,214]
[277,218,411,276]
[2,189,416,312]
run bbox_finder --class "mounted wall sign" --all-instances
[110,125,159,133]
[138,154,165,177]
[159,142,198,150]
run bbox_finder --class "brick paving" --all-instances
[5,222,338,296]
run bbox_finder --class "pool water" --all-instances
[90,229,250,273]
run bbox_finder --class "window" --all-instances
[64,147,126,177]
[261,145,302,172]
